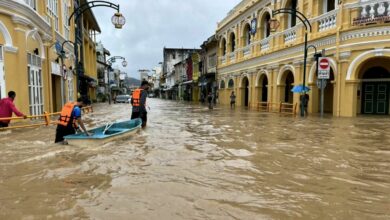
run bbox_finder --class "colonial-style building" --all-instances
[0,0,77,114]
[0,0,101,114]
[216,0,390,116]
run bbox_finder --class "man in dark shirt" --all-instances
[131,81,150,128]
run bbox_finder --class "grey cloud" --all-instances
[93,0,241,79]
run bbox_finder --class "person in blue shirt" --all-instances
[55,98,90,144]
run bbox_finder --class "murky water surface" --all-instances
[1,99,390,219]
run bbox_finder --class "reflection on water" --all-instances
[1,99,390,219]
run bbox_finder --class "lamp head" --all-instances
[269,18,280,32]
[112,12,126,29]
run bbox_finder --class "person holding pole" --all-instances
[55,98,91,144]
[0,91,27,127]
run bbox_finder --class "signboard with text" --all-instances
[318,57,330,79]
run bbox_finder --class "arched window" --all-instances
[228,79,234,88]
[243,24,251,46]
[321,0,336,14]
[221,38,227,56]
[220,80,226,89]
[287,0,298,28]
[262,13,271,38]
[229,33,236,52]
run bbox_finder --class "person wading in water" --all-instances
[131,80,150,128]
[55,98,91,144]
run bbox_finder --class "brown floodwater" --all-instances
[0,99,389,220]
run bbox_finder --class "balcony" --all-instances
[243,45,251,57]
[220,55,226,64]
[316,9,338,32]
[284,28,297,44]
[353,1,390,26]
[260,38,270,51]
[229,52,236,62]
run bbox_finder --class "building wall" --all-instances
[216,0,390,117]
[0,0,77,116]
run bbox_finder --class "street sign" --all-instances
[317,79,327,89]
[318,57,330,79]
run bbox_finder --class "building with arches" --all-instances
[216,0,390,117]
[0,0,100,115]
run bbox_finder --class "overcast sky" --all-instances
[92,0,241,79]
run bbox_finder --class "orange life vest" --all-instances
[132,89,143,107]
[58,102,78,128]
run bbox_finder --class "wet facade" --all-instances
[216,0,390,117]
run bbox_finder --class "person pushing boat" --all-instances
[55,98,91,144]
[131,80,149,128]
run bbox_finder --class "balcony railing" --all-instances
[284,29,297,44]
[260,38,270,51]
[221,55,226,64]
[243,45,251,56]
[317,9,338,32]
[353,1,390,26]
[229,52,236,61]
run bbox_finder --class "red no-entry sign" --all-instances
[318,57,330,79]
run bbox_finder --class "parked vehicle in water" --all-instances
[148,93,155,98]
[114,95,131,104]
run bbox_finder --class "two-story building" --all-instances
[162,48,200,100]
[200,35,218,102]
[0,0,78,113]
[217,0,390,117]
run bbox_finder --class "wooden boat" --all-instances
[64,118,142,146]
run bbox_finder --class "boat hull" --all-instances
[64,118,142,147]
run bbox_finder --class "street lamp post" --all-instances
[68,0,126,99]
[59,40,76,104]
[106,56,127,104]
[270,8,313,117]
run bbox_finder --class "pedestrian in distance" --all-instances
[230,91,236,109]
[207,92,213,109]
[0,91,27,128]
[300,92,309,116]
[131,80,149,128]
[55,98,91,144]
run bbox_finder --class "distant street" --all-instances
[1,99,390,219]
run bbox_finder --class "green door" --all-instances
[362,82,389,115]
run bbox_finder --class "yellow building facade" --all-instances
[0,0,78,114]
[216,0,390,117]
[0,0,100,115]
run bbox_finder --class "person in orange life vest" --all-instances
[55,98,91,143]
[131,80,149,128]
[0,91,27,128]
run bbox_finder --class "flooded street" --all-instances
[1,98,390,219]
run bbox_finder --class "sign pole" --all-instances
[317,50,328,118]
[321,79,325,117]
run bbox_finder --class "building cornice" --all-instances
[0,0,52,37]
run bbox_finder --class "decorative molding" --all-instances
[217,0,272,34]
[11,14,32,27]
[346,49,390,80]
[4,46,18,53]
[14,27,26,32]
[218,35,337,75]
[0,0,51,37]
[340,51,351,59]
[341,26,390,41]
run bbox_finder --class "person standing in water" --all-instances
[131,80,150,128]
[230,91,236,109]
